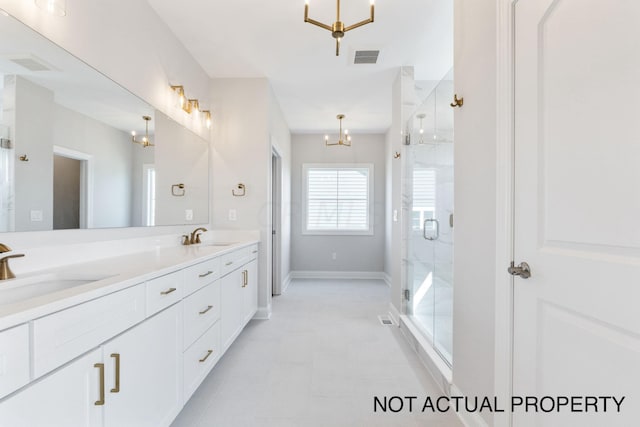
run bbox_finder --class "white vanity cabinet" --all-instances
[101,303,183,427]
[0,348,103,427]
[220,245,258,351]
[0,241,259,427]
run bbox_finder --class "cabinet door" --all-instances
[220,270,243,351]
[242,259,258,324]
[0,349,103,427]
[102,303,182,427]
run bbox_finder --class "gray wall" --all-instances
[291,133,386,273]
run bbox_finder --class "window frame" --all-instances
[302,163,374,236]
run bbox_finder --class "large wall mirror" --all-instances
[0,13,209,232]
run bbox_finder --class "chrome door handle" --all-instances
[508,261,531,279]
[423,219,440,241]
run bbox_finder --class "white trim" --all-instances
[290,270,386,280]
[301,163,374,236]
[383,272,392,287]
[494,2,516,427]
[281,272,292,294]
[450,384,491,427]
[388,301,400,325]
[399,315,452,385]
[253,306,272,320]
[53,146,94,229]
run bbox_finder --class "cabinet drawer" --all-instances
[184,322,220,401]
[33,284,145,378]
[0,324,30,399]
[146,270,183,316]
[183,281,220,349]
[219,247,249,276]
[183,257,219,297]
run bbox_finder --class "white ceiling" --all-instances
[146,0,453,134]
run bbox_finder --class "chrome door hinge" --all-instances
[403,289,411,301]
[508,261,531,279]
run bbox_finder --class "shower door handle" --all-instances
[423,219,440,241]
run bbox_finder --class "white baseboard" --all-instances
[450,384,491,427]
[281,272,292,294]
[290,270,386,280]
[253,306,272,320]
[383,272,392,287]
[388,302,400,325]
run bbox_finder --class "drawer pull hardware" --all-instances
[199,305,213,315]
[94,363,105,406]
[160,287,177,295]
[199,270,214,278]
[199,349,213,363]
[252,250,257,254]
[225,261,233,266]
[242,270,248,288]
[110,353,120,393]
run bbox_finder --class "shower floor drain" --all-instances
[378,315,394,325]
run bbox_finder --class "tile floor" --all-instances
[170,279,462,427]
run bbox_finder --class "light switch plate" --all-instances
[185,209,193,221]
[228,209,237,221]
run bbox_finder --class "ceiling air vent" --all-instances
[8,55,53,72]
[354,50,379,64]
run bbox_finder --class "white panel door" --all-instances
[513,1,640,426]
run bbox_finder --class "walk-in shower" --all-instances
[403,69,454,365]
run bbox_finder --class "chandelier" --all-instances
[131,116,154,148]
[325,114,352,146]
[304,0,375,56]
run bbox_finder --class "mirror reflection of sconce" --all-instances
[232,183,246,197]
[171,183,185,197]
[19,154,29,162]
[394,152,401,159]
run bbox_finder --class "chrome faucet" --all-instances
[0,243,25,280]
[182,227,208,245]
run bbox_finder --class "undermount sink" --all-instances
[0,273,114,307]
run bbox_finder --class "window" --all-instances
[303,163,373,235]
[412,168,436,231]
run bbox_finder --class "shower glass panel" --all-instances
[404,69,454,365]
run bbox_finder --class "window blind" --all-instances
[306,167,370,231]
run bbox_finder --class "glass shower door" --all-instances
[405,70,454,364]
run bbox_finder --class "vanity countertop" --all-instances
[0,239,259,331]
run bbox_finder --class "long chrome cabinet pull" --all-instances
[225,261,233,266]
[199,350,213,363]
[110,353,120,393]
[199,305,213,315]
[94,363,105,406]
[199,270,214,278]
[241,270,248,288]
[160,287,177,295]
[245,270,248,287]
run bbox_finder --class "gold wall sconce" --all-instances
[171,183,185,197]
[325,114,352,147]
[304,0,375,56]
[450,94,464,108]
[19,155,29,162]
[232,183,246,197]
[170,85,186,109]
[202,110,212,129]
[131,116,154,147]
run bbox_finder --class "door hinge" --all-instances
[272,229,276,235]
[403,289,411,301]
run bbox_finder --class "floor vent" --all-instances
[378,315,394,325]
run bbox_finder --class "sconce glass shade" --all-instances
[34,0,66,16]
